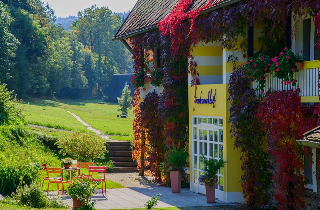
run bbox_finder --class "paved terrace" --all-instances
[51,173,239,209]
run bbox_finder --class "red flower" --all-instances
[179,112,183,118]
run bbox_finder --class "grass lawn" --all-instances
[111,207,238,210]
[59,99,133,136]
[0,202,67,210]
[21,99,87,132]
[109,135,133,141]
[26,126,71,138]
[21,98,133,138]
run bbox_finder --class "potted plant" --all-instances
[131,69,146,88]
[149,67,163,87]
[167,148,188,193]
[198,154,225,203]
[270,48,304,86]
[61,157,73,169]
[67,176,99,209]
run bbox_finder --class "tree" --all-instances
[0,2,19,84]
[72,5,132,96]
[117,85,132,115]
[0,83,24,125]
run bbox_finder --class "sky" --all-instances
[41,0,138,17]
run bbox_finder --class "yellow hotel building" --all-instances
[114,0,320,203]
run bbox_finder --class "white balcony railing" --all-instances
[252,68,320,97]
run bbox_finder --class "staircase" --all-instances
[107,141,137,172]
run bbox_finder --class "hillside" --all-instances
[56,16,78,31]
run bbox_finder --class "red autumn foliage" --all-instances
[256,89,305,210]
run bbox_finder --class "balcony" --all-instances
[252,65,320,102]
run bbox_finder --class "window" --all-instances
[293,17,320,61]
[303,19,311,61]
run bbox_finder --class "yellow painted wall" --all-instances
[188,84,242,193]
[191,42,223,78]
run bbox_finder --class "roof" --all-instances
[114,0,240,40]
[304,126,320,142]
[297,126,320,148]
[105,74,134,101]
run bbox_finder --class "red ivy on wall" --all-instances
[140,92,166,183]
[132,88,150,175]
[256,89,305,210]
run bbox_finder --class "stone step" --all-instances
[110,156,134,162]
[108,146,132,151]
[109,151,132,157]
[113,162,137,167]
[107,141,131,147]
[112,167,137,173]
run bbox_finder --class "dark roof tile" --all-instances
[114,0,238,40]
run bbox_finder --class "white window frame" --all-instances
[191,115,224,200]
[292,16,316,61]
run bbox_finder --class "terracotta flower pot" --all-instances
[170,170,181,193]
[295,62,303,70]
[205,181,216,203]
[64,164,71,169]
[72,197,85,209]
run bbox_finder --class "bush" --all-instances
[13,181,68,208]
[14,182,47,208]
[0,164,39,196]
[0,125,61,196]
[56,132,107,161]
[32,131,60,153]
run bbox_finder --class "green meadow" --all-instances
[21,98,134,140]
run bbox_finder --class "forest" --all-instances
[0,0,132,99]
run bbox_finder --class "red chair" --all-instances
[40,164,48,187]
[76,162,94,178]
[46,167,67,195]
[89,166,107,195]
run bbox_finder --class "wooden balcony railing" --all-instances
[252,67,320,97]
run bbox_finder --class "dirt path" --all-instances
[67,111,113,141]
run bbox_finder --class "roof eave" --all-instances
[199,0,242,15]
[297,140,320,148]
[113,25,157,41]
[120,39,133,53]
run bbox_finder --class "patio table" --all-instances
[62,167,80,181]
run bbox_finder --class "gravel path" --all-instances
[67,111,112,140]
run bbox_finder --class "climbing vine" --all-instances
[140,92,165,182]
[256,90,305,210]
[228,67,271,208]
[132,88,150,176]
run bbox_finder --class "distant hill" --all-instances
[56,16,78,31]
[55,12,130,31]
[116,11,130,21]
